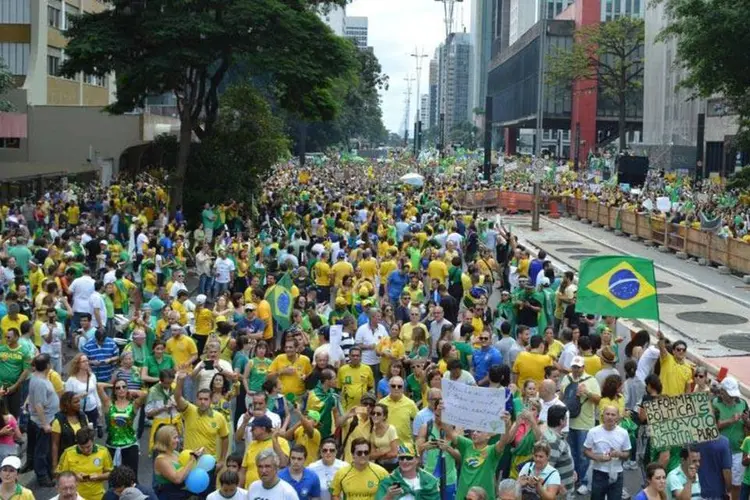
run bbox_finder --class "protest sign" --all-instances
[643,392,719,449]
[441,379,506,434]
[329,325,343,349]
[656,196,671,212]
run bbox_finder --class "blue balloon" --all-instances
[185,468,210,494]
[196,454,217,472]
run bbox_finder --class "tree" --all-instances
[546,16,645,152]
[60,0,355,211]
[0,59,14,112]
[656,0,750,149]
[449,121,479,148]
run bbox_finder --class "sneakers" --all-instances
[576,485,590,495]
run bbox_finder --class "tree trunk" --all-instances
[618,89,627,154]
[169,110,193,214]
[298,121,308,167]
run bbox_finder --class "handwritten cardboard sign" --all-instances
[441,379,506,434]
[643,392,719,449]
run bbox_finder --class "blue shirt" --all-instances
[695,436,732,498]
[234,317,266,336]
[377,378,391,398]
[278,467,321,500]
[81,337,119,382]
[387,270,409,303]
[528,259,544,286]
[472,346,503,382]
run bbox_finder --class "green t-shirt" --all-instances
[741,436,750,485]
[233,352,249,376]
[423,420,457,485]
[455,435,502,500]
[201,208,215,230]
[106,402,137,448]
[247,357,272,393]
[145,354,175,380]
[7,245,32,275]
[405,372,423,403]
[453,341,473,370]
[0,344,31,386]
[104,296,115,319]
[714,397,748,452]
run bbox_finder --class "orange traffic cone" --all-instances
[548,199,561,219]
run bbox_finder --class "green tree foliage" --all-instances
[727,165,750,191]
[0,59,15,112]
[449,121,479,148]
[656,0,750,149]
[546,16,644,151]
[60,0,355,210]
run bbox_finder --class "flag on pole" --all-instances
[576,256,659,320]
[267,272,294,331]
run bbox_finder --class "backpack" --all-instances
[562,375,590,419]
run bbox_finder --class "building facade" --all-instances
[439,32,472,141]
[420,94,430,130]
[344,16,368,50]
[319,5,346,36]
[428,58,438,131]
[470,0,495,115]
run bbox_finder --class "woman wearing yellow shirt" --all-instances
[599,373,626,419]
[375,324,405,376]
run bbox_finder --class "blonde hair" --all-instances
[153,425,178,455]
[68,353,89,378]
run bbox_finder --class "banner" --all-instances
[441,379,507,434]
[643,392,719,449]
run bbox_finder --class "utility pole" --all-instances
[532,0,547,232]
[402,75,415,149]
[410,47,428,156]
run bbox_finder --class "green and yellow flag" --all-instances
[576,256,659,320]
[267,272,294,331]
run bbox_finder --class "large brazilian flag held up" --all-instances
[576,256,659,320]
[267,272,294,331]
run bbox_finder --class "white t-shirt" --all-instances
[309,459,347,500]
[442,370,476,385]
[355,323,388,366]
[69,275,95,314]
[237,411,282,443]
[214,257,236,284]
[246,478,299,500]
[583,424,631,473]
[207,487,248,500]
[636,345,660,382]
[64,373,100,412]
[169,281,188,299]
[136,232,149,255]
[539,397,569,433]
[196,359,234,391]
[39,321,65,360]
[89,291,107,329]
[559,342,578,371]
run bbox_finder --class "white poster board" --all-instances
[441,379,507,434]
[656,196,671,212]
[329,325,343,348]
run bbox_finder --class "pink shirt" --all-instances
[0,415,18,445]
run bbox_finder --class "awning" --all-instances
[0,113,27,138]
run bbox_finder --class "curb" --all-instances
[542,216,750,311]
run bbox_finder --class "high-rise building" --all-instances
[318,5,346,36]
[438,32,472,140]
[420,94,430,129]
[470,0,495,114]
[344,16,368,50]
[601,0,644,21]
[428,58,439,132]
[509,0,573,46]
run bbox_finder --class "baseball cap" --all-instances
[119,487,148,500]
[335,297,347,306]
[251,416,273,429]
[571,356,585,368]
[337,251,346,259]
[195,294,207,305]
[306,410,321,423]
[99,240,108,246]
[721,376,742,398]
[0,456,21,470]
[245,303,257,311]
[397,443,417,458]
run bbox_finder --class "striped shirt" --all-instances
[543,428,575,496]
[81,338,119,382]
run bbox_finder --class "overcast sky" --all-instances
[346,0,472,135]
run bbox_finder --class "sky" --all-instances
[345,0,472,135]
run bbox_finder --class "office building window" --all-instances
[47,54,60,75]
[47,5,61,27]
[0,138,20,149]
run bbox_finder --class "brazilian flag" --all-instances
[268,272,294,331]
[576,256,659,320]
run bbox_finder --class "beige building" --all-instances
[0,0,178,191]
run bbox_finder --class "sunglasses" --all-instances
[696,374,706,378]
[398,455,415,461]
[674,347,686,353]
[390,384,403,389]
[321,448,336,453]
[479,337,490,341]
[354,450,370,457]
[115,385,127,390]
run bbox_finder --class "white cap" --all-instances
[1,456,21,470]
[571,356,585,368]
[721,376,742,398]
[195,294,207,305]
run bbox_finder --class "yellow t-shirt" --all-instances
[194,308,214,336]
[599,394,626,419]
[181,403,229,457]
[338,364,374,412]
[268,354,312,396]
[512,352,554,388]
[331,463,389,499]
[376,337,405,375]
[170,300,188,326]
[165,335,198,368]
[427,260,448,283]
[659,353,693,396]
[51,417,82,435]
[48,370,64,394]
[293,425,321,466]
[358,258,378,281]
[242,437,291,488]
[330,261,354,287]
[583,353,602,376]
[378,395,418,445]
[379,259,397,284]
[56,445,113,500]
[66,206,80,225]
[0,314,29,343]
[257,300,273,340]
[399,322,426,354]
[547,339,564,360]
[313,261,332,287]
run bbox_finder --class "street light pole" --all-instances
[532,0,547,232]
[410,48,428,156]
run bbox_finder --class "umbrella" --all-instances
[400,173,425,187]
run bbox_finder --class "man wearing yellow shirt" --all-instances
[192,294,214,354]
[378,250,398,297]
[174,371,229,463]
[426,251,448,284]
[337,347,374,411]
[512,336,553,388]
[239,415,290,489]
[0,304,28,344]
[312,252,332,304]
[658,336,693,396]
[331,438,388,499]
[248,288,274,341]
[269,338,312,397]
[170,290,189,326]
[56,428,113,500]
[378,376,418,445]
[357,250,378,281]
[165,324,198,380]
[66,204,80,226]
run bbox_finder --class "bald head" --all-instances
[540,379,557,401]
